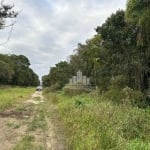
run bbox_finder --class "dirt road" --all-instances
[0,91,66,150]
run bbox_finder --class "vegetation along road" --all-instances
[0,0,150,149]
[0,87,66,150]
[0,87,150,150]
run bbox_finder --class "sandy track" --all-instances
[0,91,66,150]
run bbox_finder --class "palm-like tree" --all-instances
[126,0,150,90]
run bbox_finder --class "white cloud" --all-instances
[0,0,127,78]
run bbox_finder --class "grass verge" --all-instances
[44,91,150,150]
[0,87,35,112]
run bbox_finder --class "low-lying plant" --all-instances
[101,86,144,106]
[28,107,47,131]
[13,135,45,150]
[0,87,35,112]
[63,85,91,97]
[44,91,150,150]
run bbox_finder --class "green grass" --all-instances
[0,87,35,112]
[5,122,21,129]
[28,107,47,131]
[44,91,150,150]
[13,135,45,150]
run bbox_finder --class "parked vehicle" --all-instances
[36,86,42,91]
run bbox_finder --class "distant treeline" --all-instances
[0,54,39,86]
[42,0,150,97]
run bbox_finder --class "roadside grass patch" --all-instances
[13,135,35,150]
[6,122,21,129]
[13,135,45,150]
[34,97,41,101]
[16,104,34,113]
[44,91,150,150]
[0,87,35,112]
[28,106,47,131]
[127,139,150,150]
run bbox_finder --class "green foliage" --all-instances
[13,135,35,150]
[127,139,150,150]
[0,60,14,84]
[44,92,150,150]
[13,135,45,150]
[126,0,150,24]
[49,83,62,91]
[42,75,50,87]
[102,88,126,104]
[28,108,46,131]
[0,87,34,111]
[102,86,144,106]
[122,109,150,140]
[41,1,150,148]
[42,61,72,89]
[63,85,90,96]
[126,0,150,91]
[43,1,150,106]
[43,90,59,104]
[110,75,128,89]
[0,54,39,86]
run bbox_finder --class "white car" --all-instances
[36,86,42,91]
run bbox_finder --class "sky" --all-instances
[0,0,127,79]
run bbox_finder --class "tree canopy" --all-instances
[0,54,39,86]
[42,0,150,103]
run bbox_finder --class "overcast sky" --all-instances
[0,0,127,79]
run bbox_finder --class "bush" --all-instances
[43,90,59,104]
[110,75,128,89]
[97,76,111,92]
[102,88,125,104]
[122,87,144,106]
[102,86,144,106]
[44,91,150,149]
[63,85,90,97]
[44,83,62,92]
[43,87,51,94]
[121,108,150,140]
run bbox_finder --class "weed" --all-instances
[44,91,150,150]
[13,135,35,150]
[6,122,20,129]
[13,135,46,150]
[34,97,41,101]
[127,139,150,150]
[28,107,47,131]
[0,87,35,112]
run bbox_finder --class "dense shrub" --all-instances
[50,83,62,91]
[101,86,144,106]
[63,85,90,97]
[121,108,150,140]
[110,75,128,89]
[44,91,150,150]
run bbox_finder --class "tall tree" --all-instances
[96,10,132,87]
[126,0,150,90]
[0,54,14,84]
[0,54,39,86]
[42,61,72,89]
